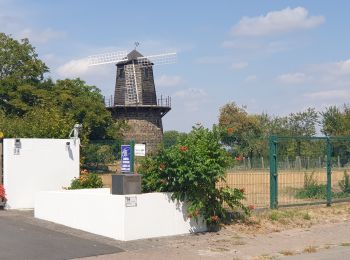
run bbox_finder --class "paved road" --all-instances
[0,211,123,260]
[2,209,350,260]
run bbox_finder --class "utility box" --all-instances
[112,174,142,195]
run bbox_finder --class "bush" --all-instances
[139,125,250,226]
[68,170,103,189]
[295,172,327,199]
[0,184,6,201]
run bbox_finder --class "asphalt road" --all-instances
[0,211,123,260]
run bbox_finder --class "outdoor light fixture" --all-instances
[65,141,70,151]
[14,138,21,155]
[69,123,82,144]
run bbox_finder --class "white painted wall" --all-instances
[35,190,207,241]
[3,138,80,209]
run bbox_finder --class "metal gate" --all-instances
[269,136,350,209]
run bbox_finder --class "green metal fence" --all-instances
[81,139,122,174]
[269,136,350,209]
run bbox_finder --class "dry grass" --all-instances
[227,203,350,235]
[279,250,295,256]
[303,245,317,253]
[218,169,349,208]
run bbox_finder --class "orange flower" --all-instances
[227,127,234,134]
[239,188,245,193]
[248,205,255,210]
[210,215,220,222]
[235,155,243,161]
[179,146,188,152]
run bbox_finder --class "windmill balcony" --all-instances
[104,95,171,109]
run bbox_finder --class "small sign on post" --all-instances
[121,145,131,173]
[134,144,146,157]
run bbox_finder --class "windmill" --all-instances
[88,43,177,152]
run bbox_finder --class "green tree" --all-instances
[163,130,187,148]
[0,33,126,142]
[218,102,263,158]
[0,33,48,85]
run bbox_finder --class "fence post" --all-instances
[269,136,278,209]
[326,138,332,206]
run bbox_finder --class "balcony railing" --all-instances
[104,95,171,108]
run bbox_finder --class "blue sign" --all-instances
[121,145,131,173]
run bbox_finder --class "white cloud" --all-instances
[232,7,325,36]
[156,75,183,87]
[313,59,350,76]
[173,88,208,112]
[18,28,66,44]
[56,58,109,78]
[245,75,257,82]
[56,58,90,78]
[231,62,248,70]
[277,72,308,84]
[304,90,350,100]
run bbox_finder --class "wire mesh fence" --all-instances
[271,136,350,208]
[217,170,270,208]
[81,140,121,174]
[221,136,350,209]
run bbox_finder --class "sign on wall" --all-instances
[134,144,146,157]
[121,145,131,173]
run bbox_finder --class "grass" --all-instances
[231,203,350,235]
[340,242,350,246]
[279,250,295,256]
[303,246,317,253]
[221,169,348,208]
[267,209,312,223]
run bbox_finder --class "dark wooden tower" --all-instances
[107,50,171,153]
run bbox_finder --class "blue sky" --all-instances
[1,0,350,132]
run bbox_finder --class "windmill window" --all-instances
[118,68,125,78]
[143,67,149,79]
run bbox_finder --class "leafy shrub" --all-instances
[68,170,103,189]
[295,172,327,199]
[0,184,6,201]
[139,125,250,226]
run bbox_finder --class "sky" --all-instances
[1,0,350,132]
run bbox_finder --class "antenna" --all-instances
[134,42,140,49]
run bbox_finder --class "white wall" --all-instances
[35,190,207,241]
[3,138,80,209]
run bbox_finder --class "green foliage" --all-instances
[163,130,187,148]
[295,172,327,199]
[139,125,249,226]
[82,141,119,172]
[68,172,103,189]
[0,33,48,85]
[219,103,321,161]
[339,170,350,193]
[0,34,126,142]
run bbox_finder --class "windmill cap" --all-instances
[127,49,143,60]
